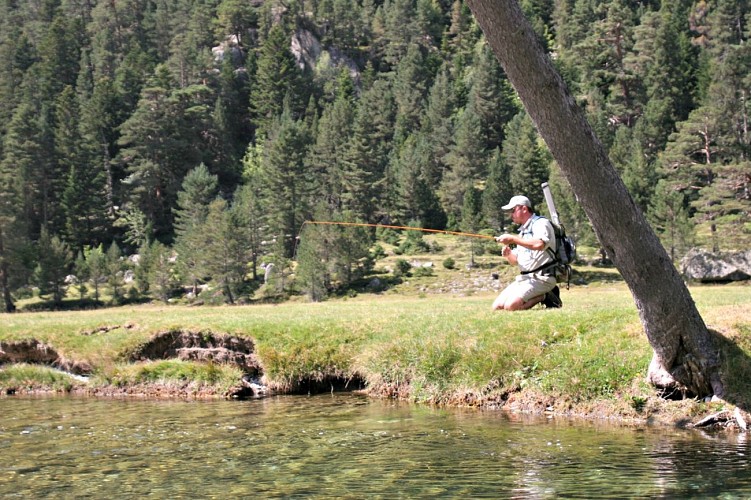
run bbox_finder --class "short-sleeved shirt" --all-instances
[513,214,556,273]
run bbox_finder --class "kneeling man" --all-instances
[493,195,561,311]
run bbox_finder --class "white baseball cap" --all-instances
[501,195,531,210]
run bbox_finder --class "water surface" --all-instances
[1,394,749,498]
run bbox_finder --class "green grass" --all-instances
[95,359,245,395]
[0,364,80,392]
[3,281,750,419]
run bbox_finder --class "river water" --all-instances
[1,394,749,498]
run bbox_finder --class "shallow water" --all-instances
[1,394,749,498]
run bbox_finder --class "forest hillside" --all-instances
[0,0,749,310]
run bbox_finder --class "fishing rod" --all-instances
[300,220,496,240]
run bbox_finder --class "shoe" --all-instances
[542,286,562,309]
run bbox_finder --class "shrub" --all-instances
[443,257,455,270]
[413,266,434,277]
[393,259,412,277]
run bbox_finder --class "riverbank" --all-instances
[2,283,750,428]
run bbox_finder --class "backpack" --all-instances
[548,220,577,289]
[519,216,577,288]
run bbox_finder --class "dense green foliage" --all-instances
[0,0,749,310]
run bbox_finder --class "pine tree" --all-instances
[83,243,107,302]
[80,76,126,219]
[471,45,520,151]
[0,23,32,143]
[626,4,697,159]
[202,198,250,304]
[391,134,446,228]
[33,228,72,305]
[345,78,396,220]
[55,86,109,250]
[440,96,487,225]
[569,0,639,126]
[37,12,81,99]
[307,96,361,214]
[393,43,430,145]
[73,250,88,299]
[609,126,657,212]
[649,180,694,262]
[295,218,330,301]
[166,1,215,88]
[216,0,258,48]
[232,185,263,283]
[2,76,58,238]
[173,164,219,296]
[0,131,28,312]
[250,24,307,139]
[259,109,314,257]
[89,0,146,78]
[213,55,252,186]
[381,0,420,68]
[118,65,217,240]
[114,207,152,250]
[445,0,479,65]
[105,241,125,304]
[660,41,751,232]
[328,212,372,287]
[461,185,483,266]
[416,0,444,49]
[482,148,512,231]
[146,240,178,303]
[502,112,550,208]
[420,65,456,190]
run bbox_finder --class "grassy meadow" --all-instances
[2,273,751,422]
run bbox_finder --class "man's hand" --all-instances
[495,233,516,245]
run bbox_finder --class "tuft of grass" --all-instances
[0,364,80,392]
[95,360,243,394]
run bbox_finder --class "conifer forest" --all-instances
[0,0,749,310]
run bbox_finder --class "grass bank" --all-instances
[2,282,751,425]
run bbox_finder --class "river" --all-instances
[1,394,749,498]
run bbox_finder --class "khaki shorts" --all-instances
[497,274,556,303]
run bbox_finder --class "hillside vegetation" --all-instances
[1,0,750,311]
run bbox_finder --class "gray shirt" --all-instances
[513,215,556,274]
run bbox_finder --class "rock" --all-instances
[264,263,275,284]
[680,249,751,282]
[735,407,748,431]
[290,29,360,78]
[366,278,383,291]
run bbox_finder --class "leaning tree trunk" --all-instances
[466,0,723,398]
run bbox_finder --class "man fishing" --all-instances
[492,195,562,311]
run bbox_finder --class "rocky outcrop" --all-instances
[680,249,751,282]
[291,28,359,77]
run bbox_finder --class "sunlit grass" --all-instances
[1,282,750,411]
[95,360,244,395]
[0,364,80,392]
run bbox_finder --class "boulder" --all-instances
[680,249,751,282]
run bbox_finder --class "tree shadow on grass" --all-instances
[19,296,151,312]
[712,327,751,412]
[572,268,625,284]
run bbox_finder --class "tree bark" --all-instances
[0,229,16,313]
[466,0,723,398]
